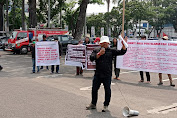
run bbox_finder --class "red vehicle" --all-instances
[5,28,69,54]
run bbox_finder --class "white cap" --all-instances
[162,36,168,40]
[99,36,110,44]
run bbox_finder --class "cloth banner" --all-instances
[86,44,100,70]
[36,41,60,66]
[117,40,177,75]
[65,44,86,69]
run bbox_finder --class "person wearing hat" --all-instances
[86,35,127,112]
[158,36,175,87]
[31,41,40,73]
[139,35,151,83]
[51,37,62,74]
[40,34,49,70]
[94,37,100,44]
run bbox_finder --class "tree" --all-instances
[87,13,106,37]
[73,0,89,40]
[36,0,65,27]
[0,0,5,32]
[29,0,37,28]
[22,0,25,30]
[9,8,23,29]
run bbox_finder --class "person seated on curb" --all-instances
[86,35,127,112]
[157,36,175,87]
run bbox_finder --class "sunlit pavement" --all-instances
[0,50,177,118]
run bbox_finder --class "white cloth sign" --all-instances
[65,44,86,69]
[36,41,60,66]
[117,40,177,75]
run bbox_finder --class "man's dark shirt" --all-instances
[31,46,35,59]
[90,47,127,78]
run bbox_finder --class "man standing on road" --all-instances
[51,37,62,74]
[31,41,40,73]
[157,36,175,87]
[139,35,151,83]
[40,35,49,70]
[86,36,127,112]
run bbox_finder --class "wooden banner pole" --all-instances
[122,0,125,38]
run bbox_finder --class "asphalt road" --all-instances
[0,50,177,118]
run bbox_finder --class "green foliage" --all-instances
[87,13,106,36]
[9,8,24,29]
[36,0,66,24]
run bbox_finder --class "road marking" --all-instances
[36,74,63,78]
[80,83,115,91]
[120,70,138,74]
[147,103,177,114]
[163,78,177,82]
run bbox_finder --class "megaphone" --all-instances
[123,106,139,117]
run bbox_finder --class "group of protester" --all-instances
[138,35,175,87]
[31,34,175,112]
[31,35,62,74]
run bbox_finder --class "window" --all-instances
[10,31,18,39]
[61,35,69,41]
[17,32,28,40]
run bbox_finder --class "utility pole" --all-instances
[121,0,125,37]
[48,0,50,28]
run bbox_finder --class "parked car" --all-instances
[0,36,9,50]
[47,35,78,53]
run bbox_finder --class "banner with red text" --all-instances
[116,40,177,74]
[86,44,100,70]
[65,44,86,69]
[36,41,60,66]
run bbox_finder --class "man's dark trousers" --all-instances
[91,75,112,106]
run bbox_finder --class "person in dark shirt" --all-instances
[139,35,151,83]
[112,38,121,80]
[51,37,62,74]
[31,41,39,73]
[86,36,127,112]
[40,35,49,70]
[83,37,90,45]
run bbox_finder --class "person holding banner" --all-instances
[31,41,40,73]
[51,37,62,74]
[94,37,100,44]
[76,39,84,75]
[40,35,49,70]
[139,35,151,83]
[86,36,127,112]
[112,38,122,80]
[158,36,175,87]
[83,37,90,45]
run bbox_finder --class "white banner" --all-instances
[35,41,60,66]
[117,40,177,75]
[65,44,86,69]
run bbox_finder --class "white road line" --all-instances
[147,103,177,114]
[120,70,138,74]
[36,74,63,78]
[163,78,177,82]
[80,83,115,91]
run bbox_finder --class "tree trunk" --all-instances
[73,0,89,40]
[22,0,25,30]
[0,3,3,32]
[5,0,9,32]
[29,0,37,28]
